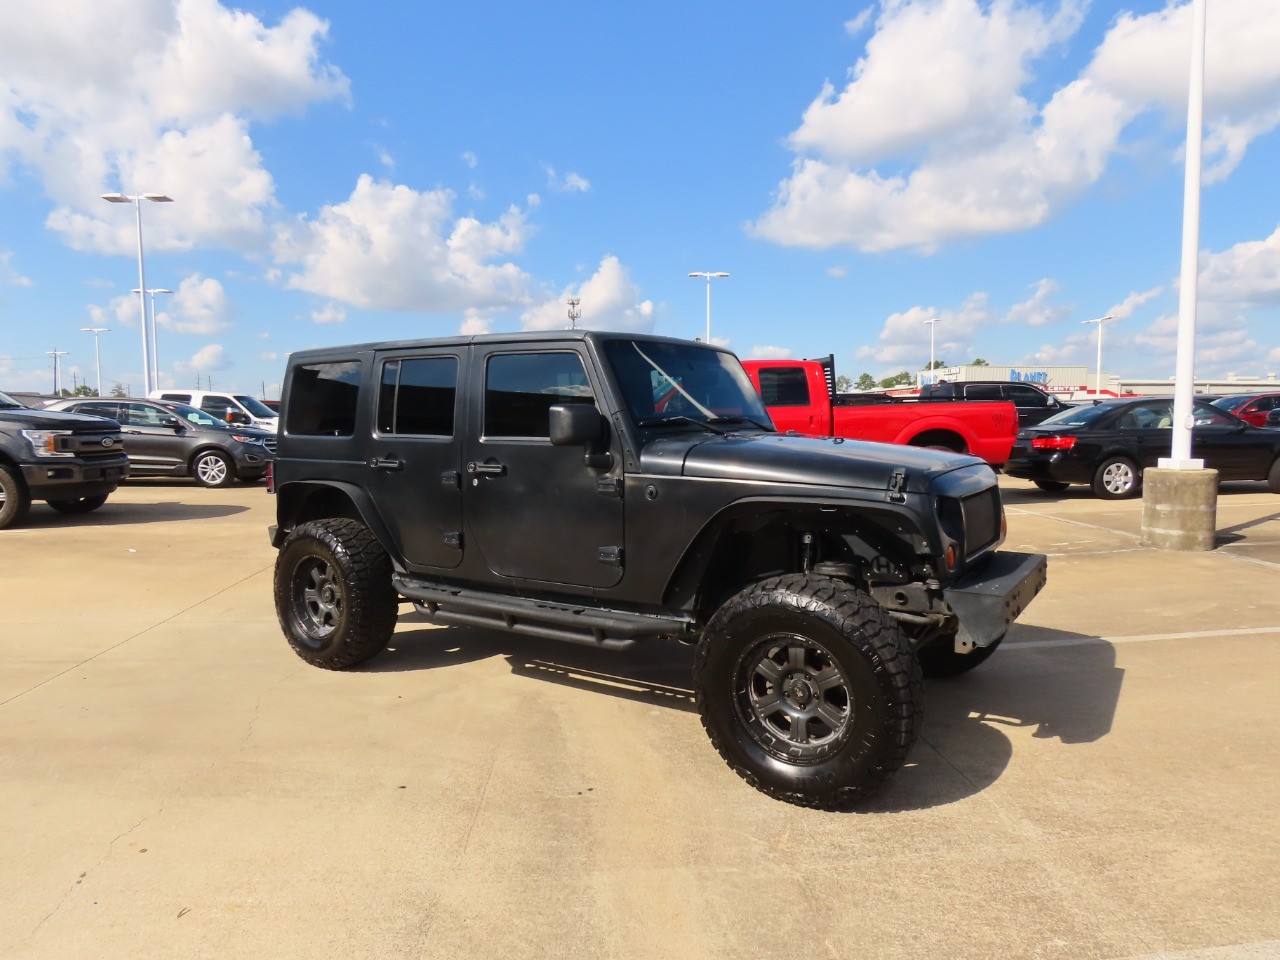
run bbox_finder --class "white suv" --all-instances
[149,390,278,432]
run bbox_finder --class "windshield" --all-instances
[602,339,772,429]
[0,390,24,409]
[1211,395,1252,412]
[234,395,278,419]
[1038,401,1118,428]
[159,402,232,429]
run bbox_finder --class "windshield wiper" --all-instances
[635,415,726,435]
[708,415,773,431]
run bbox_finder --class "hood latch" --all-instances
[887,468,907,503]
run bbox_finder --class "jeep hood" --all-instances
[640,432,987,495]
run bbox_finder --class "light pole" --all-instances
[687,271,729,342]
[46,349,69,395]
[132,287,172,388]
[81,326,109,396]
[1080,315,1114,395]
[101,192,173,395]
[923,317,940,381]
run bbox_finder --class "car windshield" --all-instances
[234,395,278,419]
[160,402,231,429]
[0,390,24,409]
[1211,395,1253,412]
[602,339,772,429]
[1037,402,1118,428]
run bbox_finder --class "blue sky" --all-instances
[2,0,1279,397]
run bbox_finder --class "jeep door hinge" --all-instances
[887,468,907,503]
[597,546,624,567]
[596,477,623,498]
[444,531,463,550]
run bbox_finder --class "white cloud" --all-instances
[0,252,31,287]
[856,294,992,367]
[461,151,479,169]
[1198,224,1280,307]
[752,0,1280,252]
[173,343,230,376]
[826,265,847,279]
[1,0,348,255]
[162,274,231,334]
[544,167,591,193]
[310,302,347,325]
[1005,279,1067,327]
[747,345,793,360]
[520,256,655,333]
[275,174,534,314]
[1105,286,1163,320]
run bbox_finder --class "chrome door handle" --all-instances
[466,461,506,476]
[368,457,404,471]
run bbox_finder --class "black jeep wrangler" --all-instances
[0,390,130,529]
[269,332,1046,808]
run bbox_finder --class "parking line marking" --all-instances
[1008,625,1280,649]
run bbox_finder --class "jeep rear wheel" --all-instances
[274,518,398,669]
[695,574,922,810]
[0,464,31,529]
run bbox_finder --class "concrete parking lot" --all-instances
[2,476,1278,960]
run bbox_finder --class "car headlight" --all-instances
[21,429,75,458]
[230,434,262,445]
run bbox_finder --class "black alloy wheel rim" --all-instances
[293,556,345,645]
[734,633,853,763]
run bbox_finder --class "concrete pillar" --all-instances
[1140,468,1218,551]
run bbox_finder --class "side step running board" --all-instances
[393,576,696,650]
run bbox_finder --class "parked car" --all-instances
[1210,392,1280,427]
[0,390,129,528]
[1004,396,1280,499]
[147,389,279,432]
[918,380,1071,427]
[45,398,275,487]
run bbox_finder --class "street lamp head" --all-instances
[153,288,173,294]
[1081,315,1114,325]
[81,327,109,334]
[141,194,173,203]
[101,193,130,203]
[712,272,729,278]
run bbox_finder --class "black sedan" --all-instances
[1004,397,1280,499]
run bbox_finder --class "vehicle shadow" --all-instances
[21,501,249,527]
[365,617,1123,813]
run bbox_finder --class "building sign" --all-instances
[1009,369,1050,385]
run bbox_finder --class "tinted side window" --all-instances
[124,403,169,426]
[757,368,811,407]
[1007,385,1049,407]
[485,353,593,439]
[965,384,1003,400]
[286,361,362,436]
[78,402,121,419]
[159,393,191,403]
[200,396,233,417]
[378,356,457,436]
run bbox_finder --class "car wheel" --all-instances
[1268,458,1280,494]
[192,450,234,488]
[695,574,922,810]
[274,518,398,669]
[0,464,32,530]
[1033,480,1070,493]
[1092,456,1140,499]
[46,494,109,514]
[918,634,1004,678]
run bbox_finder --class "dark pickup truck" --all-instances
[918,380,1071,427]
[0,390,130,528]
[268,332,1047,809]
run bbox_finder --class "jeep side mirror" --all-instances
[549,403,603,446]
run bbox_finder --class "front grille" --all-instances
[262,437,278,455]
[66,432,127,461]
[960,487,1001,558]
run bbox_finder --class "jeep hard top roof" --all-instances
[285,330,726,364]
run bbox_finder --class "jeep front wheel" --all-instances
[274,518,398,669]
[695,574,922,810]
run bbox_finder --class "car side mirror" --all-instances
[549,403,604,446]
[162,416,181,428]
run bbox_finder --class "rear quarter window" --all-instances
[286,361,362,436]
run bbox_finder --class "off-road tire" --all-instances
[1092,455,1140,500]
[274,518,398,669]
[0,464,31,529]
[695,574,922,810]
[46,494,109,514]
[1033,480,1070,493]
[192,450,235,488]
[918,634,1004,678]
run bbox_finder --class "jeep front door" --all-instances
[465,348,624,588]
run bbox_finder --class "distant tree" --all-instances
[835,375,852,392]
[878,371,913,388]
[924,360,947,370]
[70,384,96,397]
[970,358,990,366]
[109,382,127,398]
[855,373,877,391]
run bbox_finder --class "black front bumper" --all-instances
[22,457,130,499]
[943,550,1048,651]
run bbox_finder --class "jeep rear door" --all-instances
[464,344,625,589]
[366,351,465,569]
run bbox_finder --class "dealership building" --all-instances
[917,364,1280,397]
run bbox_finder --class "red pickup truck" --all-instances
[741,357,1018,465]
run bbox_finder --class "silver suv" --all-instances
[46,398,275,487]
